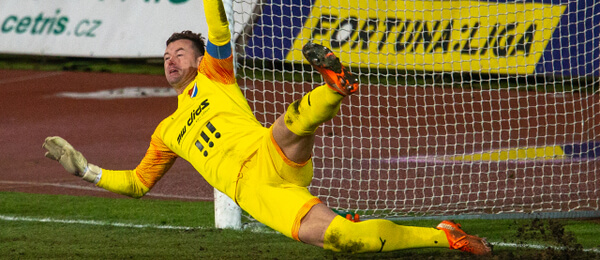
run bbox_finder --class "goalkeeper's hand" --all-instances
[42,136,101,183]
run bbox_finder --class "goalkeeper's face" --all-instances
[164,39,203,91]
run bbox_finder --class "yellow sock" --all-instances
[284,84,343,136]
[323,216,450,253]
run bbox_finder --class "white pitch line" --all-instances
[1,215,597,254]
[0,214,202,230]
[491,242,600,254]
[0,180,211,200]
[0,214,276,235]
[0,71,64,85]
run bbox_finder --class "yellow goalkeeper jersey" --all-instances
[96,0,266,199]
[135,52,265,199]
[95,1,324,240]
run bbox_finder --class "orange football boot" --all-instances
[436,220,492,255]
[302,42,359,96]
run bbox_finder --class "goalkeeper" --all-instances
[42,0,491,255]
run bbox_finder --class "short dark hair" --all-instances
[166,30,206,56]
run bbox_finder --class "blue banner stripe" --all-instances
[562,142,600,158]
[245,0,313,60]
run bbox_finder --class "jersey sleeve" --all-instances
[96,122,178,198]
[204,0,231,50]
[198,0,236,85]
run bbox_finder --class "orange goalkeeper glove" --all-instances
[42,136,101,183]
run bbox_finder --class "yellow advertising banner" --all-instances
[288,0,566,74]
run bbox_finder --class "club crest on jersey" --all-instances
[188,82,198,98]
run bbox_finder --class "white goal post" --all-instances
[213,0,243,229]
[216,0,600,223]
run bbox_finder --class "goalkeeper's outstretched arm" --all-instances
[43,136,176,199]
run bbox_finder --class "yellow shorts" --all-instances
[234,126,321,241]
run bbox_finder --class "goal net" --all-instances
[232,0,600,219]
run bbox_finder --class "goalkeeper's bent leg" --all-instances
[323,216,450,253]
[284,84,343,136]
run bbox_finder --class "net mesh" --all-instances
[232,0,599,218]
